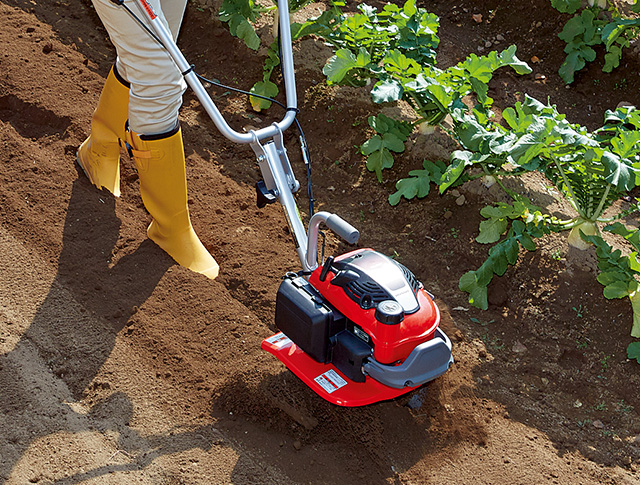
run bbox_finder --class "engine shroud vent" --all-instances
[396,262,423,294]
[344,280,391,308]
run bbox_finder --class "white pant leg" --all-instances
[159,0,188,39]
[91,0,188,135]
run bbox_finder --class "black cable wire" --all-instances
[193,72,287,110]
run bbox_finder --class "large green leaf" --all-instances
[323,48,370,84]
[477,216,509,244]
[369,115,390,135]
[439,150,481,193]
[497,45,533,75]
[611,131,640,159]
[249,80,279,111]
[389,160,446,205]
[361,135,383,155]
[425,83,453,112]
[470,77,490,106]
[628,342,640,364]
[603,280,631,299]
[558,13,588,43]
[402,0,417,16]
[559,51,586,84]
[366,148,395,182]
[220,0,259,22]
[384,49,422,76]
[505,233,523,262]
[601,18,640,50]
[550,0,581,14]
[383,132,406,153]
[603,105,640,127]
[454,115,492,152]
[603,45,623,73]
[367,113,412,139]
[601,151,636,191]
[371,79,404,103]
[227,15,261,50]
[605,222,640,252]
[459,271,489,310]
[389,174,431,205]
[597,270,628,286]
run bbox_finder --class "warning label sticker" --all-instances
[265,333,292,349]
[314,370,348,394]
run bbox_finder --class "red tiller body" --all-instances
[308,248,441,365]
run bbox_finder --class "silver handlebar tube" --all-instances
[306,212,331,271]
[133,0,297,144]
[258,141,310,269]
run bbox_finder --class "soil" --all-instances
[1,0,640,483]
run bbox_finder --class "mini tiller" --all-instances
[122,0,453,406]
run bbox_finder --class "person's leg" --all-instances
[77,65,129,197]
[86,0,218,279]
[125,126,219,280]
[160,0,188,41]
[91,0,187,134]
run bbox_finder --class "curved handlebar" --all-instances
[136,0,297,144]
[306,212,360,270]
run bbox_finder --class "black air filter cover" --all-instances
[275,275,345,363]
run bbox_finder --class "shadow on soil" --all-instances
[0,179,195,480]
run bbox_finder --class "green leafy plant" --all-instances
[250,4,343,110]
[558,8,604,83]
[218,0,314,52]
[389,159,448,206]
[582,223,640,359]
[249,47,281,111]
[361,114,412,182]
[460,99,639,308]
[219,0,269,50]
[573,304,585,317]
[391,93,640,343]
[321,0,441,87]
[316,0,530,179]
[231,0,530,179]
[550,0,640,83]
[458,196,548,309]
[220,0,320,113]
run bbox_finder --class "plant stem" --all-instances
[558,217,585,229]
[550,152,587,219]
[256,5,277,13]
[406,91,429,119]
[484,165,520,198]
[590,184,611,221]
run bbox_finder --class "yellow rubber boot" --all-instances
[77,66,130,197]
[126,126,219,280]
